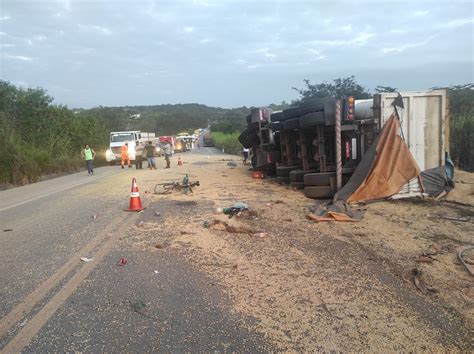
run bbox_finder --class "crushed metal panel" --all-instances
[377,90,447,171]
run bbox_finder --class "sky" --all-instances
[0,0,473,108]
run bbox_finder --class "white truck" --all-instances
[105,131,156,164]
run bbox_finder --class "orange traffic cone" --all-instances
[125,177,145,212]
[177,156,183,166]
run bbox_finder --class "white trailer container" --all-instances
[374,90,448,171]
[373,90,448,198]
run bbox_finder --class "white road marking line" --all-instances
[0,170,121,212]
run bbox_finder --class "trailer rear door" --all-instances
[374,89,448,171]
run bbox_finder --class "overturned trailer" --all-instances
[239,89,449,200]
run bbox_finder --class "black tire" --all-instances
[323,99,336,125]
[289,169,318,182]
[299,98,325,115]
[304,186,334,199]
[275,176,290,184]
[248,122,259,132]
[270,122,283,131]
[282,106,301,121]
[251,154,257,169]
[270,111,284,122]
[268,150,281,164]
[276,164,300,177]
[290,181,305,189]
[246,114,252,124]
[304,172,336,186]
[283,118,300,131]
[300,111,325,128]
[239,129,259,148]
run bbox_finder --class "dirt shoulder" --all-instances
[122,151,474,351]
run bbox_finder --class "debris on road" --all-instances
[154,179,200,195]
[223,202,249,218]
[80,257,93,262]
[307,201,364,223]
[117,258,128,266]
[3,229,13,232]
[227,161,237,168]
[137,221,144,228]
[154,242,166,249]
[415,255,436,263]
[411,268,438,294]
[252,232,269,238]
[458,246,474,276]
[209,220,254,234]
[154,270,159,274]
[92,214,98,220]
[440,216,470,222]
[154,211,161,216]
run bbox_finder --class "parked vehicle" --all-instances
[239,90,448,199]
[158,136,176,154]
[106,131,155,164]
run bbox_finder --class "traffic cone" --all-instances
[177,156,183,166]
[125,177,145,212]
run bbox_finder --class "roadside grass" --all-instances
[211,131,242,155]
[450,112,473,172]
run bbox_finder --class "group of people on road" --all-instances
[80,141,173,175]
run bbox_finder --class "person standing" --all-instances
[135,142,144,169]
[145,141,156,169]
[121,142,131,169]
[81,144,96,175]
[242,147,250,165]
[164,142,172,168]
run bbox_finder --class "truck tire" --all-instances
[283,118,300,131]
[268,150,281,164]
[251,154,257,169]
[270,111,284,122]
[289,169,317,182]
[248,122,259,132]
[304,172,336,186]
[290,181,305,189]
[270,122,283,131]
[304,186,334,199]
[275,176,290,184]
[299,98,325,115]
[299,112,325,128]
[239,129,259,148]
[276,164,300,177]
[282,107,301,121]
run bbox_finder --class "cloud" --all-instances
[184,26,195,33]
[0,15,11,21]
[439,18,474,28]
[413,10,430,17]
[246,64,258,69]
[0,32,6,36]
[78,24,112,35]
[341,24,352,32]
[381,36,434,54]
[199,38,212,43]
[0,43,15,48]
[3,54,33,61]
[307,48,325,60]
[311,31,375,47]
[34,35,47,41]
[389,29,407,34]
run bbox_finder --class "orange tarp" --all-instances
[347,115,421,203]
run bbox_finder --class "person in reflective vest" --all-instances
[80,144,96,175]
[121,143,131,169]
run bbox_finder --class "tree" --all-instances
[293,76,372,102]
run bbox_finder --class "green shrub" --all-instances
[211,131,242,155]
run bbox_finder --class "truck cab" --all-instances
[106,131,155,164]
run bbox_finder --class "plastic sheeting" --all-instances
[336,115,421,203]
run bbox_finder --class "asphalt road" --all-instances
[0,151,270,352]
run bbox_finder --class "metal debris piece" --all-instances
[441,216,470,222]
[458,246,474,276]
[411,268,438,294]
[3,229,13,232]
[80,257,93,262]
